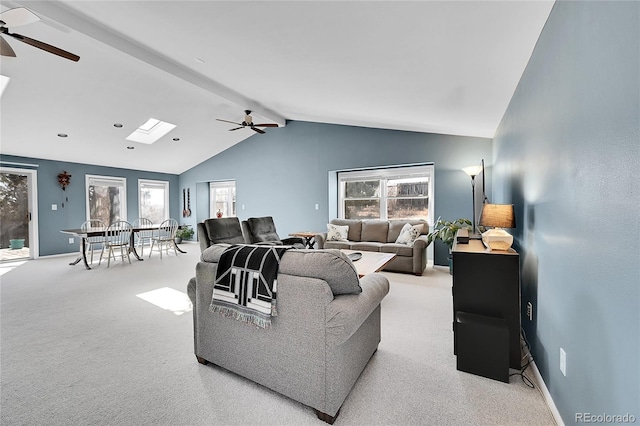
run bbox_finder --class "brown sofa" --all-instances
[314,219,430,275]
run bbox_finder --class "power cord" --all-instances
[509,327,535,388]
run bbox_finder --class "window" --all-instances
[338,164,434,222]
[138,179,169,224]
[86,175,127,225]
[210,180,236,218]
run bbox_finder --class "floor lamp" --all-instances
[462,165,483,239]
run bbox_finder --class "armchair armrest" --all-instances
[325,273,390,346]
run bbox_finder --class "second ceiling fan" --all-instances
[217,110,278,134]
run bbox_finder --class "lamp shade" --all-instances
[479,204,516,229]
[462,165,483,177]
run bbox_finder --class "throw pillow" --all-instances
[327,223,349,241]
[395,223,423,246]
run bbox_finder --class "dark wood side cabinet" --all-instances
[452,238,521,371]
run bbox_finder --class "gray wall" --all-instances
[0,154,179,256]
[179,121,492,264]
[492,1,639,423]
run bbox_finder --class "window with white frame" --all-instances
[86,175,127,225]
[338,164,434,223]
[209,180,236,218]
[138,179,169,224]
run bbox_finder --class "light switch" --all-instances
[51,204,57,211]
[315,204,319,210]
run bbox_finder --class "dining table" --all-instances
[60,224,186,270]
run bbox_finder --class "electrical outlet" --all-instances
[527,302,533,320]
[315,204,319,210]
[560,348,567,376]
[68,237,74,244]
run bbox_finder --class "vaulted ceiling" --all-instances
[0,1,555,174]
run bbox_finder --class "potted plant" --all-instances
[427,217,472,274]
[175,226,194,244]
[9,238,25,250]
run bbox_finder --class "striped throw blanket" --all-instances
[209,244,290,329]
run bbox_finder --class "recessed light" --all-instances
[57,133,68,138]
[172,137,180,141]
[114,123,123,128]
[194,58,205,64]
[127,146,135,150]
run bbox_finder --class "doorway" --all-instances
[0,167,38,261]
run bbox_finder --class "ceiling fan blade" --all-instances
[0,35,16,57]
[6,31,79,61]
[251,127,266,134]
[216,118,243,126]
[228,127,244,131]
[253,123,279,128]
[0,7,40,28]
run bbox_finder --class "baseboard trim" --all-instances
[531,361,564,426]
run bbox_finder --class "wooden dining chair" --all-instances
[100,220,133,267]
[81,219,106,265]
[149,218,179,259]
[132,217,154,257]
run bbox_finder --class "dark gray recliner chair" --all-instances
[197,217,249,252]
[242,216,305,248]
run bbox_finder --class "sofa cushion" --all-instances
[351,242,384,252]
[279,249,362,296]
[326,223,349,241]
[381,243,414,257]
[330,219,362,242]
[395,223,424,246]
[324,241,353,250]
[361,220,389,243]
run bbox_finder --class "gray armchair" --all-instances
[197,217,249,252]
[242,216,305,248]
[188,246,389,423]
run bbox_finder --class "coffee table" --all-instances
[341,249,396,277]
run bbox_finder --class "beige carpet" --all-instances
[0,244,554,425]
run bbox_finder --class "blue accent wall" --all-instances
[493,1,639,423]
[0,154,179,256]
[179,121,491,265]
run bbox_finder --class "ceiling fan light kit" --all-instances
[216,110,279,135]
[0,7,80,62]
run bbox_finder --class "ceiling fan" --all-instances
[216,110,279,134]
[0,7,80,62]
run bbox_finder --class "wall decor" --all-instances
[57,171,71,190]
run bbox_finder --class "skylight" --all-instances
[126,118,176,144]
[0,75,10,98]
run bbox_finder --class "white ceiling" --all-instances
[0,0,554,174]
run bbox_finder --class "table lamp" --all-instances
[479,204,516,251]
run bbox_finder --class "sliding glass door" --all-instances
[0,167,38,260]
